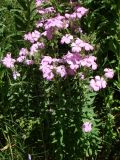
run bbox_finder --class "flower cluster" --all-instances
[24,30,41,43]
[17,48,28,63]
[17,48,34,65]
[39,56,67,80]
[80,56,97,70]
[44,15,69,31]
[63,52,81,71]
[1,0,114,92]
[39,52,98,80]
[90,76,107,91]
[65,6,88,20]
[2,53,21,79]
[40,56,54,80]
[71,38,94,52]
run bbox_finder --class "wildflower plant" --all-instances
[0,0,115,159]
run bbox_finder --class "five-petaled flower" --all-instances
[82,122,92,132]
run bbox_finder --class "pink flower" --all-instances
[41,56,53,65]
[13,71,20,80]
[2,53,16,68]
[104,68,114,79]
[70,13,77,19]
[71,38,85,52]
[35,0,43,7]
[30,42,45,55]
[44,15,66,30]
[75,38,84,46]
[79,73,84,79]
[75,6,88,16]
[32,30,41,41]
[45,7,55,13]
[91,63,97,70]
[56,65,67,77]
[35,0,48,7]
[45,72,54,80]
[65,6,88,20]
[38,7,55,15]
[61,34,73,44]
[80,56,97,70]
[25,60,34,65]
[63,52,81,70]
[24,32,33,43]
[17,56,26,63]
[19,48,28,56]
[71,42,82,52]
[83,43,94,51]
[78,27,83,33]
[82,122,92,132]
[17,48,28,62]
[65,13,70,19]
[90,76,107,91]
[40,56,54,80]
[24,30,41,43]
[52,58,63,63]
[41,28,54,40]
[36,19,45,28]
[40,64,54,80]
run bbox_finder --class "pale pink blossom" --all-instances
[2,53,16,68]
[41,56,53,65]
[17,56,26,63]
[24,30,41,43]
[65,7,88,20]
[90,76,107,91]
[30,42,45,55]
[75,6,88,16]
[65,13,70,19]
[82,122,92,132]
[80,56,97,70]
[13,71,20,80]
[41,29,54,40]
[40,64,54,80]
[104,68,114,79]
[35,0,43,7]
[40,56,55,80]
[79,73,84,79]
[71,42,82,52]
[35,0,48,7]
[63,52,81,70]
[44,15,66,30]
[52,58,63,63]
[71,38,93,52]
[37,7,55,14]
[19,48,28,56]
[25,60,34,65]
[61,34,73,44]
[36,19,45,28]
[83,43,94,51]
[56,65,67,77]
